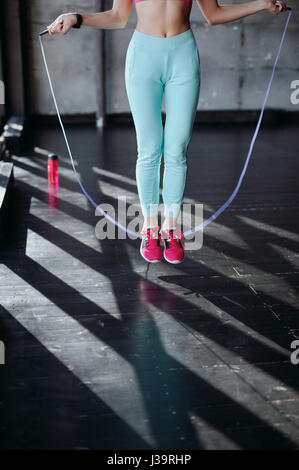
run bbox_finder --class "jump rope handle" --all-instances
[39,29,49,36]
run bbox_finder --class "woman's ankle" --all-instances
[142,224,160,231]
[162,218,177,231]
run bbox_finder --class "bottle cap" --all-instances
[48,153,58,160]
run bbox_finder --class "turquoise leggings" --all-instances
[125,28,200,219]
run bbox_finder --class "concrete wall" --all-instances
[25,0,102,116]
[26,0,299,116]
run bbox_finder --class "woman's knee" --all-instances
[164,146,188,168]
[137,144,163,167]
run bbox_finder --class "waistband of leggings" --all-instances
[132,28,195,50]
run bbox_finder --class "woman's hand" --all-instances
[263,0,288,15]
[47,13,77,36]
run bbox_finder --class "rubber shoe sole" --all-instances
[163,250,184,264]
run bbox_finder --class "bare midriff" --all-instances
[135,0,192,38]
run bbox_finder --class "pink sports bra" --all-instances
[135,0,192,3]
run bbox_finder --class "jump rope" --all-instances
[38,8,292,240]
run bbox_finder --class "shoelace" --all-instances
[140,227,161,248]
[162,228,185,248]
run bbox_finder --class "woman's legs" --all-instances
[134,80,163,230]
[125,37,164,230]
[162,41,200,230]
[134,81,163,230]
[125,29,200,236]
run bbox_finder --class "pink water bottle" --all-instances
[48,153,59,185]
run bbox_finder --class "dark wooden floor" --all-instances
[0,121,299,450]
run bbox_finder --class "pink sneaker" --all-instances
[140,227,163,263]
[161,228,185,264]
